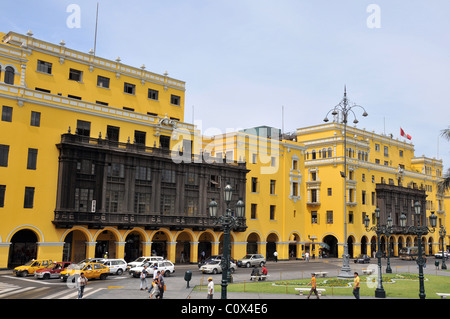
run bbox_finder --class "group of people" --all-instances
[139,264,166,299]
[306,272,360,299]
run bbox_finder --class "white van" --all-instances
[103,259,127,275]
[126,256,164,270]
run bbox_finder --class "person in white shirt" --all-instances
[77,272,88,299]
[207,277,214,299]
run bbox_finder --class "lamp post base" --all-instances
[375,288,386,298]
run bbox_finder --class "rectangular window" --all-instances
[2,106,12,122]
[134,130,146,145]
[326,210,333,224]
[75,188,94,212]
[251,177,258,192]
[292,182,299,197]
[68,95,81,100]
[311,211,318,224]
[76,120,91,137]
[105,190,119,212]
[124,82,136,94]
[159,135,170,149]
[37,60,52,74]
[161,169,176,183]
[148,89,159,100]
[97,75,110,88]
[30,111,41,127]
[270,180,276,195]
[0,145,9,167]
[134,192,150,214]
[0,185,5,207]
[270,205,276,220]
[107,163,125,178]
[384,146,389,157]
[69,68,83,82]
[136,166,151,181]
[170,94,180,106]
[27,148,38,170]
[327,188,332,196]
[160,194,175,214]
[362,190,366,205]
[24,187,35,209]
[106,125,120,142]
[311,189,318,202]
[251,203,257,219]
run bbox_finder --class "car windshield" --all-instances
[134,257,146,262]
[242,255,252,259]
[209,261,220,265]
[23,260,36,266]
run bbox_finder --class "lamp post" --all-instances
[439,226,447,270]
[324,87,368,279]
[399,201,437,299]
[364,207,393,298]
[209,183,245,299]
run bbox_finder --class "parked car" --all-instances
[34,261,73,279]
[60,262,109,282]
[237,254,266,268]
[354,254,371,264]
[129,260,175,278]
[13,259,54,277]
[435,251,449,259]
[198,255,222,268]
[77,258,106,264]
[200,260,237,274]
[126,256,164,271]
[103,259,127,275]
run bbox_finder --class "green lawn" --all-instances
[197,273,450,299]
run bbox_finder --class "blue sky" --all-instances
[2,0,450,170]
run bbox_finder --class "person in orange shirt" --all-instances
[306,273,320,299]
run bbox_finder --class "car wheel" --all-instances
[260,262,265,267]
[213,268,218,274]
[43,273,50,280]
[19,270,28,277]
[116,269,123,275]
[230,268,235,274]
[164,270,170,277]
[246,262,251,268]
[100,273,107,280]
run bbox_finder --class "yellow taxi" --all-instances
[60,262,109,282]
[13,259,54,277]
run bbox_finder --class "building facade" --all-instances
[0,31,448,269]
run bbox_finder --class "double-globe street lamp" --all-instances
[209,183,245,299]
[324,87,368,279]
[399,201,437,299]
[364,207,393,298]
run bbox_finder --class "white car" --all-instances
[435,251,449,259]
[103,259,127,275]
[126,256,164,270]
[129,260,175,278]
[200,260,236,274]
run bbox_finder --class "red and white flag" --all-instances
[400,128,412,140]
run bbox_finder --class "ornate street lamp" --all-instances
[399,201,437,299]
[324,87,368,279]
[209,183,245,299]
[364,207,393,298]
[439,225,447,270]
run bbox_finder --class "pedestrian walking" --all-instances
[273,250,278,262]
[77,272,88,299]
[149,278,160,299]
[305,251,310,262]
[140,265,148,290]
[207,277,214,299]
[353,272,360,299]
[157,270,165,299]
[306,273,320,299]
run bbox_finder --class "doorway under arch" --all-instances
[8,229,38,268]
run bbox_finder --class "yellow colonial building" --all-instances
[0,30,448,269]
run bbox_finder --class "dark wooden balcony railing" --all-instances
[53,210,247,232]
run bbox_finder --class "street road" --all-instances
[0,257,444,299]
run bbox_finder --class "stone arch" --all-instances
[61,227,91,262]
[93,227,121,259]
[245,231,262,254]
[7,227,40,268]
[123,228,149,262]
[174,230,195,263]
[266,232,279,261]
